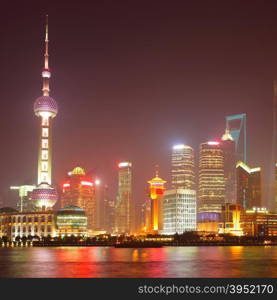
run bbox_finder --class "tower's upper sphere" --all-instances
[31,183,58,209]
[34,95,58,117]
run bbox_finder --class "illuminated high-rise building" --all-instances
[236,161,262,209]
[141,198,151,233]
[221,129,237,204]
[163,189,197,234]
[103,198,115,233]
[31,16,58,211]
[198,141,225,213]
[115,162,133,234]
[147,169,166,233]
[225,113,247,163]
[61,167,96,231]
[171,144,195,189]
[95,180,109,230]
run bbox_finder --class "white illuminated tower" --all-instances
[31,16,58,210]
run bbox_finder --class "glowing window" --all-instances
[42,162,48,171]
[42,118,49,126]
[42,139,48,149]
[42,173,48,182]
[42,150,48,160]
[42,128,49,137]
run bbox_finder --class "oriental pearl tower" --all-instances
[31,16,58,211]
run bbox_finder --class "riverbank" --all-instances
[1,241,277,247]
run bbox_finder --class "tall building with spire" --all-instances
[31,16,58,211]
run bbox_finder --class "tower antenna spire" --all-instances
[155,164,159,177]
[42,14,51,96]
[44,14,49,69]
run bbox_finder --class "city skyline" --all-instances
[1,1,277,214]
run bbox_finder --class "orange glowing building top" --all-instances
[147,170,167,200]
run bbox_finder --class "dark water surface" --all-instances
[0,246,276,278]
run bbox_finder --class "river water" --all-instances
[0,246,276,277]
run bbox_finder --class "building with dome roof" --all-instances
[61,167,96,231]
[56,206,87,237]
[31,16,58,211]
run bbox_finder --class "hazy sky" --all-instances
[1,0,277,217]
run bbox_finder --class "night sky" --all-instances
[1,0,277,220]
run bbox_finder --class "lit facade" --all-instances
[197,212,221,233]
[95,181,109,230]
[171,144,195,189]
[221,129,237,204]
[236,161,262,209]
[163,189,197,235]
[0,208,55,241]
[115,162,133,234]
[56,206,87,237]
[141,198,151,234]
[103,198,115,233]
[240,208,277,236]
[198,141,225,213]
[218,203,243,236]
[31,16,58,211]
[61,167,96,231]
[147,171,167,233]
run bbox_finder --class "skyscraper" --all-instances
[103,198,115,233]
[147,169,166,233]
[31,16,58,211]
[163,189,197,234]
[61,167,96,231]
[221,129,237,204]
[236,161,262,209]
[115,162,133,234]
[225,113,247,163]
[198,141,225,213]
[95,180,109,230]
[171,144,195,189]
[141,198,151,233]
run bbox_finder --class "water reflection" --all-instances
[0,246,276,278]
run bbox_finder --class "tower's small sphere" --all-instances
[34,96,58,117]
[31,183,58,210]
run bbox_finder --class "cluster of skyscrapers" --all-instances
[1,18,277,241]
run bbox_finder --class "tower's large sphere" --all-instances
[31,183,58,210]
[34,96,58,117]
